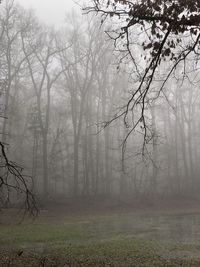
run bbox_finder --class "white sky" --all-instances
[16,0,83,27]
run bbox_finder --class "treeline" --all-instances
[0,0,200,203]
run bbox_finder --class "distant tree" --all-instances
[21,25,69,196]
[85,0,200,152]
[0,1,37,214]
[58,14,108,196]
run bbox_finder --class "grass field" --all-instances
[1,202,200,266]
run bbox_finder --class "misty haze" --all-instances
[0,0,200,266]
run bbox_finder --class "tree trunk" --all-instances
[42,132,48,196]
[73,135,79,196]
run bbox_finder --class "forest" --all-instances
[1,0,200,266]
[1,0,200,204]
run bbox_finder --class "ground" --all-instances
[1,197,200,266]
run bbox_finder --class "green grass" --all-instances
[1,210,200,266]
[1,239,200,266]
[61,240,200,267]
[0,223,89,246]
[1,211,200,247]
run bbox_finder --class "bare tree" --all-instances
[0,1,32,145]
[85,0,200,153]
[21,23,69,196]
[59,14,105,196]
[0,1,37,214]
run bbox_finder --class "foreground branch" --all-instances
[0,142,37,216]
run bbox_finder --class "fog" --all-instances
[1,1,197,201]
[0,0,200,266]
[16,0,78,26]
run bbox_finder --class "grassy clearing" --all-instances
[1,208,200,266]
[1,210,200,247]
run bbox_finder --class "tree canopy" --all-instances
[85,0,200,152]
